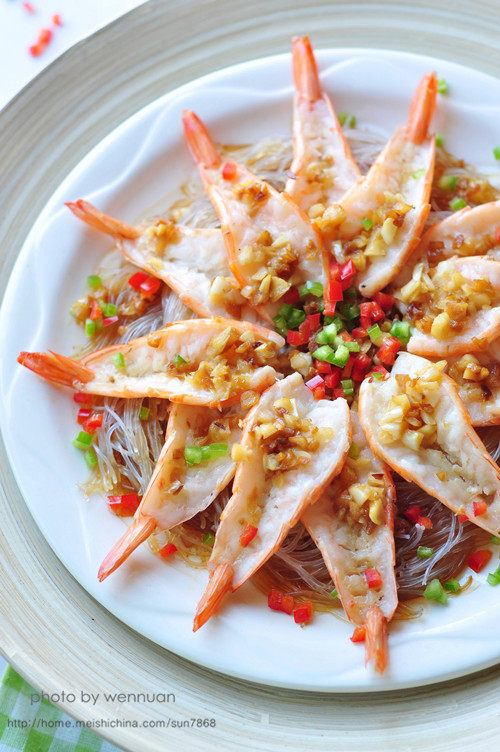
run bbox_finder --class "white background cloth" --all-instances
[0,0,145,674]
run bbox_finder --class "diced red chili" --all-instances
[352,353,371,382]
[315,360,332,374]
[240,524,258,547]
[370,365,389,380]
[329,261,340,281]
[351,326,368,339]
[360,302,372,319]
[350,626,366,643]
[159,543,177,557]
[52,13,62,25]
[83,412,103,434]
[404,504,421,523]
[140,276,161,297]
[287,329,308,346]
[417,516,433,530]
[377,335,401,365]
[333,388,344,399]
[324,301,336,316]
[325,369,341,389]
[306,375,324,391]
[107,494,140,516]
[268,589,294,615]
[360,315,371,330]
[128,271,148,290]
[313,385,325,400]
[468,549,492,573]
[365,568,382,589]
[339,259,356,289]
[298,319,311,339]
[73,391,92,405]
[89,299,102,321]
[293,601,313,624]
[458,513,468,524]
[39,28,52,45]
[29,44,43,57]
[103,316,119,327]
[23,2,36,13]
[77,408,92,425]
[327,279,343,303]
[473,500,487,517]
[222,161,237,180]
[306,313,321,332]
[283,287,300,304]
[495,226,500,244]
[370,301,385,321]
[342,355,355,379]
[373,291,395,309]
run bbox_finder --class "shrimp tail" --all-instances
[182,110,222,169]
[193,562,234,631]
[405,71,438,145]
[292,36,321,103]
[98,516,157,582]
[66,199,140,240]
[17,350,94,387]
[364,606,388,674]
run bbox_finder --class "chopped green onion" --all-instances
[344,340,360,352]
[424,578,447,604]
[444,579,461,593]
[493,146,500,160]
[84,448,98,469]
[111,352,125,369]
[362,217,373,231]
[367,323,383,345]
[372,372,383,381]
[273,314,288,337]
[337,302,360,320]
[412,168,425,179]
[348,442,360,459]
[338,112,356,128]
[389,320,411,347]
[287,308,306,329]
[437,78,448,94]
[172,353,187,369]
[417,546,434,559]
[341,379,354,397]
[85,318,96,338]
[203,532,215,547]
[332,344,350,368]
[324,315,343,331]
[316,322,338,345]
[435,133,444,148]
[299,281,324,298]
[312,345,336,363]
[278,303,293,319]
[99,301,117,317]
[139,406,150,421]
[490,535,500,545]
[73,431,93,451]
[449,197,467,212]
[87,275,102,290]
[330,588,338,599]
[184,446,203,465]
[438,175,457,191]
[487,573,499,586]
[200,443,228,461]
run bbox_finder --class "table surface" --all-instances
[0,0,144,677]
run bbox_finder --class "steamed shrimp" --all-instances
[182,110,328,320]
[193,373,351,630]
[66,200,260,322]
[328,72,437,297]
[18,318,283,407]
[98,403,242,580]
[359,352,500,535]
[285,36,360,213]
[302,409,396,674]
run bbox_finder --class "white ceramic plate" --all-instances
[1,49,499,692]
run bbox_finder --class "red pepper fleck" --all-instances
[325,369,341,389]
[39,28,52,45]
[107,494,140,517]
[351,326,368,339]
[373,291,395,309]
[140,276,161,298]
[293,601,313,624]
[326,279,343,303]
[339,259,356,289]
[377,335,401,365]
[468,549,492,573]
[23,2,36,14]
[83,412,103,434]
[283,287,300,304]
[404,504,422,523]
[52,13,63,26]
[128,271,148,290]
[473,500,487,517]
[73,391,92,405]
[77,408,92,426]
[287,329,308,346]
[458,513,468,524]
[240,524,258,547]
[312,385,325,400]
[306,313,321,331]
[222,161,237,180]
[315,360,332,375]
[352,353,371,382]
[365,568,382,589]
[350,626,366,643]
[89,299,102,320]
[159,543,177,558]
[417,515,433,530]
[29,43,43,57]
[268,589,294,615]
[370,301,385,321]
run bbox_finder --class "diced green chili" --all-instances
[417,546,434,559]
[299,281,324,298]
[438,175,457,191]
[449,197,467,211]
[444,579,461,593]
[139,406,150,421]
[111,352,125,369]
[389,320,411,347]
[85,318,96,338]
[73,431,93,451]
[87,275,102,290]
[424,578,447,604]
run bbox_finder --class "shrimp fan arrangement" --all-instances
[19,38,500,674]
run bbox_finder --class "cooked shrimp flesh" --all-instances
[399,256,500,357]
[98,403,242,580]
[193,372,351,630]
[329,72,437,297]
[358,352,500,535]
[285,36,360,213]
[182,110,328,320]
[66,199,260,322]
[302,409,396,674]
[18,318,283,407]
